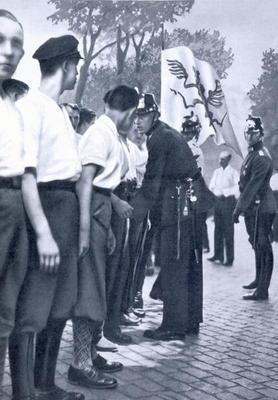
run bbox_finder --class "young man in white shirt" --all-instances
[103,125,144,346]
[208,150,239,266]
[0,9,27,387]
[70,85,139,389]
[9,35,84,400]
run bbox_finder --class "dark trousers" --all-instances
[14,188,79,333]
[9,187,79,400]
[213,196,236,263]
[0,188,28,338]
[130,217,151,300]
[128,208,161,308]
[245,212,275,296]
[74,191,112,322]
[202,213,209,250]
[271,191,278,242]
[0,188,28,392]
[160,214,204,333]
[121,218,151,312]
[104,208,130,331]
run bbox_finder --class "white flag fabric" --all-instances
[161,46,243,158]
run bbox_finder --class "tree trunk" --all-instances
[132,32,145,74]
[116,26,130,75]
[74,58,92,105]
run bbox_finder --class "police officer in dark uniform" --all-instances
[130,93,215,340]
[180,113,210,253]
[233,115,276,300]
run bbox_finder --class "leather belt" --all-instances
[38,180,76,192]
[0,176,22,189]
[93,186,111,197]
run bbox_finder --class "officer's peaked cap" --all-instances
[33,35,83,61]
[137,93,159,115]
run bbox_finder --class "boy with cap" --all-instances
[233,115,276,300]
[0,9,27,385]
[131,93,214,340]
[9,35,84,400]
[69,85,139,389]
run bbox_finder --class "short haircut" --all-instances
[103,85,139,112]
[78,107,96,126]
[0,9,23,30]
[39,55,79,77]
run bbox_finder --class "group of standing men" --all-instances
[208,118,276,301]
[0,8,215,400]
[0,7,276,400]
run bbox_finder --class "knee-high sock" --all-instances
[72,319,94,369]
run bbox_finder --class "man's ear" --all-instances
[153,112,160,123]
[62,59,68,73]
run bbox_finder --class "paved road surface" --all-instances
[1,218,278,400]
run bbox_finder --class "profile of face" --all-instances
[128,121,146,146]
[117,107,137,135]
[63,58,79,91]
[0,16,24,80]
[135,112,156,136]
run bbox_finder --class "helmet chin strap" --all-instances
[146,112,159,136]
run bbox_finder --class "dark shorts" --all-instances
[14,188,79,333]
[0,188,28,338]
[73,191,112,322]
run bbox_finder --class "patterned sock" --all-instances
[72,319,94,369]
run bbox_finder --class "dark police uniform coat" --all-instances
[131,120,215,333]
[235,141,276,296]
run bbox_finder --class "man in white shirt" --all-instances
[0,9,27,387]
[9,35,84,400]
[208,150,239,266]
[70,86,139,389]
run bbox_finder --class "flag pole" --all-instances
[161,23,165,50]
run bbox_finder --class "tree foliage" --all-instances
[83,27,234,115]
[248,49,278,168]
[48,0,194,103]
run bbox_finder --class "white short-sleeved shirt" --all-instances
[79,114,128,190]
[16,90,81,183]
[270,173,278,191]
[122,139,148,187]
[121,138,138,182]
[134,141,148,187]
[0,96,24,177]
[209,164,239,198]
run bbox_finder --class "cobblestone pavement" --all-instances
[2,218,278,400]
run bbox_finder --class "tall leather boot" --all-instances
[257,246,273,297]
[0,337,7,386]
[9,332,35,400]
[34,320,84,400]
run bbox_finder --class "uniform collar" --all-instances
[146,119,160,138]
[248,140,263,152]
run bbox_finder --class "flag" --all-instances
[161,46,243,158]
